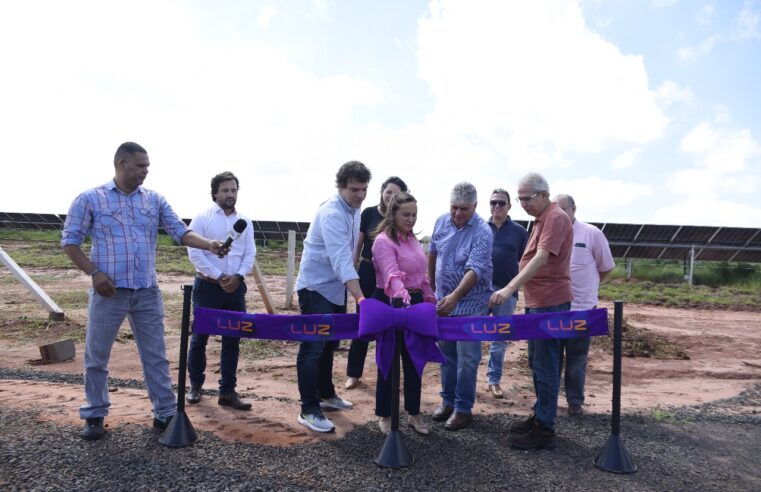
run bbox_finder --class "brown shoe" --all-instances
[444,411,472,431]
[488,384,504,399]
[431,404,454,422]
[568,404,583,417]
[408,414,430,435]
[218,393,252,411]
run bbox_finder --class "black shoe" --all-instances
[218,393,252,411]
[431,404,454,422]
[80,417,105,441]
[186,385,202,404]
[509,422,557,450]
[509,413,536,434]
[568,404,583,417]
[153,415,174,431]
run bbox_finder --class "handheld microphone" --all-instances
[219,219,248,254]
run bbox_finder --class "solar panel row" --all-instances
[1,212,759,262]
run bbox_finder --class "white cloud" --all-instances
[417,0,669,159]
[677,34,721,61]
[651,0,678,9]
[696,4,715,26]
[553,176,653,219]
[734,0,761,39]
[654,196,761,226]
[668,119,761,226]
[257,5,277,28]
[680,123,761,173]
[656,80,694,107]
[612,149,640,169]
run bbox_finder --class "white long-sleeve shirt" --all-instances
[187,204,256,280]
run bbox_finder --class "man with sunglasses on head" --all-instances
[489,172,572,450]
[485,188,528,400]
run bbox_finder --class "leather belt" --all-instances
[196,273,219,285]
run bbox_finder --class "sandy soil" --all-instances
[1,264,760,447]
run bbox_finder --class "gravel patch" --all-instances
[2,369,760,491]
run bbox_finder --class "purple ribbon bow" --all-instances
[358,298,447,379]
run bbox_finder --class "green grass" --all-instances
[238,339,287,360]
[1,237,300,278]
[3,230,759,311]
[51,291,89,310]
[0,315,86,345]
[599,280,760,310]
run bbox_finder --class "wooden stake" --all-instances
[250,262,275,314]
[285,230,296,309]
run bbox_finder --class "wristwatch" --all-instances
[235,274,244,282]
[89,269,100,278]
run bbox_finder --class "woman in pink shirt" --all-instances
[371,192,436,435]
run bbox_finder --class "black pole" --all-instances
[160,284,199,447]
[594,301,636,473]
[374,329,412,468]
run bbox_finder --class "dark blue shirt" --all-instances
[489,217,528,297]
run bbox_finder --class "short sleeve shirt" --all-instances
[520,202,573,308]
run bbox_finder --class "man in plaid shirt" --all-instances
[62,142,228,441]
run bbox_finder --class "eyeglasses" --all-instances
[516,192,540,203]
[489,200,507,207]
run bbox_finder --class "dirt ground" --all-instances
[1,265,760,447]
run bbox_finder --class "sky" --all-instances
[1,0,760,235]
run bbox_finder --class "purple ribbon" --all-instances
[193,305,609,358]
[357,299,447,379]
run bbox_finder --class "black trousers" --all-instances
[373,289,424,417]
[346,259,376,378]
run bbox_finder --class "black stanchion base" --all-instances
[374,431,412,468]
[159,410,198,448]
[594,434,637,474]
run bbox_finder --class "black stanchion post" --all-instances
[375,329,412,468]
[594,300,637,473]
[160,284,199,447]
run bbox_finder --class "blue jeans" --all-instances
[80,287,176,421]
[188,277,247,395]
[438,308,487,414]
[527,302,571,432]
[559,335,592,405]
[486,295,517,385]
[296,289,345,415]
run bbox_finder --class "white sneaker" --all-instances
[298,412,335,433]
[319,395,353,410]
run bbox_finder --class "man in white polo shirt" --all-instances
[554,194,615,416]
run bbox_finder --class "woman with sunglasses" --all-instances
[345,176,408,390]
[371,192,436,435]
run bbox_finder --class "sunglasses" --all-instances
[489,200,507,207]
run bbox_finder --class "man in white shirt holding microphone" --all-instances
[186,171,256,410]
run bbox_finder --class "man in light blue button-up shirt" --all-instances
[427,182,493,432]
[294,161,371,433]
[61,142,228,441]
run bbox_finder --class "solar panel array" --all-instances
[1,212,759,262]
[0,212,311,241]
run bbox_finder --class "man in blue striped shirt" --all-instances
[428,182,493,431]
[294,161,370,433]
[62,142,228,441]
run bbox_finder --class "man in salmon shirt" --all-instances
[489,172,573,450]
